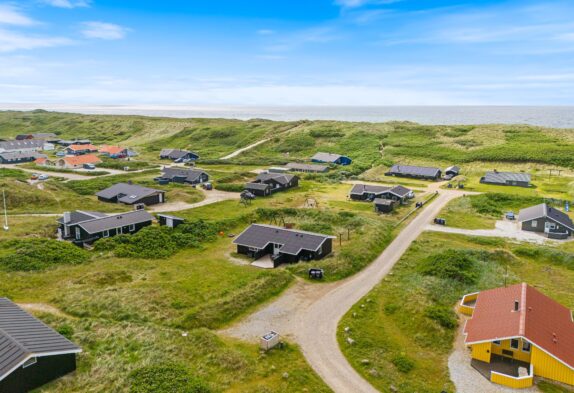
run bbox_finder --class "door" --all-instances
[545,221,555,233]
[166,217,173,228]
[273,243,281,256]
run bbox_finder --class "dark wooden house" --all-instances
[58,210,153,245]
[96,183,166,206]
[286,162,329,173]
[480,171,531,187]
[233,224,335,268]
[385,164,442,181]
[244,173,299,197]
[374,198,395,213]
[519,203,573,239]
[159,149,199,162]
[0,298,81,393]
[157,167,209,185]
[444,166,460,180]
[157,214,185,228]
[311,152,352,166]
[349,184,413,204]
[0,152,46,164]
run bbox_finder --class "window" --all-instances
[493,340,501,345]
[522,341,531,353]
[22,357,37,368]
[129,224,135,231]
[531,220,538,228]
[75,227,81,240]
[510,339,519,349]
[103,230,109,238]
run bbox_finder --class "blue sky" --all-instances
[1,0,574,105]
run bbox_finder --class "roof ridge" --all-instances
[519,282,527,336]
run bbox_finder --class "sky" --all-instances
[1,0,574,105]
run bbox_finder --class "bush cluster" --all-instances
[418,249,479,284]
[0,239,90,271]
[425,305,458,329]
[129,363,210,393]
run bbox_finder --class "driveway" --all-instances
[425,220,560,245]
[148,188,240,213]
[221,190,464,393]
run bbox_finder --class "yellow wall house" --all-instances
[460,283,574,389]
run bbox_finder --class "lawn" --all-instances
[338,231,574,393]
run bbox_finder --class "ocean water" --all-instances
[1,104,574,128]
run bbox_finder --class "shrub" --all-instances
[418,249,479,284]
[275,134,315,153]
[299,222,334,235]
[392,355,415,373]
[57,324,74,340]
[129,363,211,393]
[0,239,90,271]
[425,305,458,329]
[214,183,244,192]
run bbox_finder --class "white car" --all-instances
[38,174,49,181]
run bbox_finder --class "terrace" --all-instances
[459,292,478,315]
[471,355,534,389]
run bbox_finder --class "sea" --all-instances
[1,104,574,128]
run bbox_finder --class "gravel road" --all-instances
[222,190,465,393]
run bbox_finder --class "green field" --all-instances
[2,111,574,392]
[338,232,574,393]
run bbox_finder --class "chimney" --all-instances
[514,299,519,312]
[63,212,71,224]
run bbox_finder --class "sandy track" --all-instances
[222,190,464,393]
[148,188,240,213]
[220,139,270,160]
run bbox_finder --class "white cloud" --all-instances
[0,29,72,52]
[257,29,275,35]
[81,22,129,40]
[334,0,401,9]
[41,0,91,8]
[0,5,36,26]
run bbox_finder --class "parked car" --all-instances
[38,174,49,180]
[56,151,66,157]
[506,212,515,220]
[83,163,96,170]
[434,217,446,225]
[202,182,213,190]
[30,173,39,180]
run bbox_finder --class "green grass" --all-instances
[338,231,574,393]
[438,193,547,229]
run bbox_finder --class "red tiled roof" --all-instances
[62,154,102,166]
[35,157,47,165]
[464,283,574,369]
[68,144,97,151]
[99,145,126,155]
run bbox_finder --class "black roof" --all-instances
[0,298,81,382]
[233,224,335,255]
[159,149,198,160]
[79,210,153,234]
[245,182,271,191]
[96,183,164,204]
[388,164,441,177]
[519,203,574,231]
[350,184,412,198]
[373,198,394,206]
[58,210,107,225]
[161,167,207,182]
[286,162,328,172]
[482,171,531,184]
[255,173,297,186]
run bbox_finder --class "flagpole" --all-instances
[2,189,8,231]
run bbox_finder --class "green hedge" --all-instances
[0,239,90,271]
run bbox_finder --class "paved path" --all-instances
[222,190,464,393]
[220,139,270,160]
[426,220,559,245]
